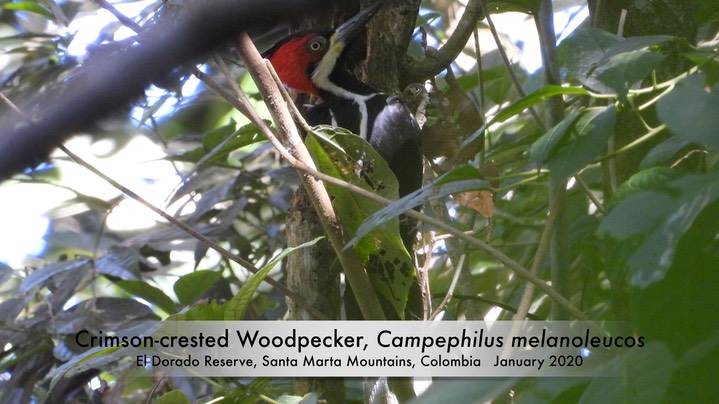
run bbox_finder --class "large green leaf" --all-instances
[530,106,616,181]
[305,126,415,319]
[608,166,677,209]
[561,28,672,97]
[546,106,616,181]
[596,50,665,100]
[600,172,719,287]
[173,269,223,306]
[657,75,719,149]
[580,343,674,404]
[530,110,581,167]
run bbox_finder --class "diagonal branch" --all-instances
[0,0,326,181]
[235,33,387,321]
[403,0,484,83]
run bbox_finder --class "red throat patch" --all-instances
[267,34,324,96]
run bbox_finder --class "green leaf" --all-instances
[491,85,590,124]
[224,237,323,320]
[49,346,123,393]
[657,75,719,149]
[580,343,674,404]
[546,106,616,181]
[95,246,142,280]
[561,28,672,96]
[172,300,226,321]
[561,28,622,92]
[115,280,176,314]
[352,165,491,246]
[0,261,14,287]
[628,173,719,287]
[305,126,415,318]
[153,390,190,404]
[599,191,674,239]
[170,121,265,165]
[601,172,719,288]
[21,258,91,293]
[640,136,693,168]
[173,270,223,306]
[609,166,677,208]
[2,2,53,19]
[530,110,582,167]
[596,50,665,100]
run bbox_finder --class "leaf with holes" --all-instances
[306,126,414,318]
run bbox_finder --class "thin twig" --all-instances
[513,188,562,320]
[430,254,465,319]
[404,0,484,83]
[575,174,606,214]
[481,0,545,130]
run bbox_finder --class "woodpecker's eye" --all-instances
[307,37,327,53]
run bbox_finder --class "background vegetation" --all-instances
[1,0,718,402]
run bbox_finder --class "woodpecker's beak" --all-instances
[331,2,382,50]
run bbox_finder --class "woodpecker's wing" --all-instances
[366,95,423,199]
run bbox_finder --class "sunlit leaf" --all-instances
[490,85,589,124]
[171,300,226,321]
[2,2,53,19]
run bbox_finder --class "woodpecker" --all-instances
[263,4,424,320]
[263,3,423,201]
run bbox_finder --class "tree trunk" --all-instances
[285,2,422,402]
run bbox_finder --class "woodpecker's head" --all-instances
[264,2,381,96]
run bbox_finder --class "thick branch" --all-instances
[0,0,325,181]
[402,0,483,83]
[235,34,387,321]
